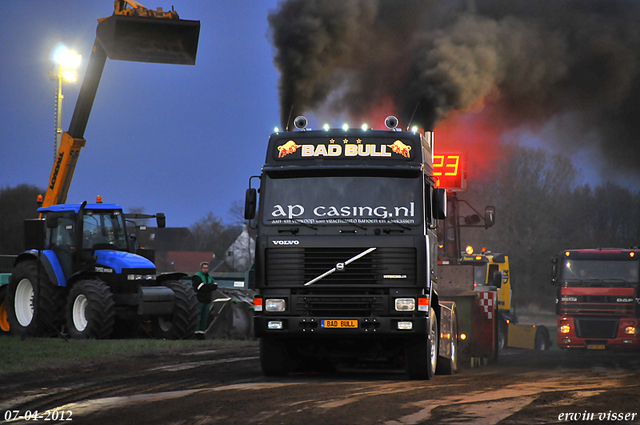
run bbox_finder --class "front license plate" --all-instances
[587,344,606,350]
[321,319,358,329]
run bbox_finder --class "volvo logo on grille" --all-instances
[272,240,299,245]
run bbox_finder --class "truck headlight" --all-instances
[395,298,415,312]
[560,324,571,334]
[265,299,286,312]
[625,326,637,335]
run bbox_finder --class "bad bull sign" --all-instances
[275,138,413,159]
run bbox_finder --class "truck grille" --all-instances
[574,318,619,339]
[559,296,635,316]
[265,247,416,286]
[293,289,386,317]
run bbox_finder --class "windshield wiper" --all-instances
[268,218,318,230]
[304,247,377,286]
[329,218,367,230]
[381,220,411,233]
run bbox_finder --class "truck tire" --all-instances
[66,280,115,339]
[489,311,500,363]
[498,323,507,350]
[535,327,550,350]
[406,307,439,380]
[7,260,65,337]
[260,337,294,377]
[437,309,458,375]
[151,280,198,340]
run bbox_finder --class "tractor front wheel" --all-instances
[66,280,115,339]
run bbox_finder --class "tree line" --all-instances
[3,144,640,309]
[458,144,640,309]
[0,185,244,262]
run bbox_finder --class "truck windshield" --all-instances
[262,175,423,226]
[83,210,129,250]
[561,259,639,284]
[474,265,487,286]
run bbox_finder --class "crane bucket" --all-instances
[96,15,200,65]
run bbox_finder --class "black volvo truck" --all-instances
[245,116,457,379]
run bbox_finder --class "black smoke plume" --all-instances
[268,0,640,176]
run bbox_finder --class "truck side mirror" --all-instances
[432,188,447,220]
[24,219,46,251]
[245,188,257,220]
[550,256,559,285]
[156,213,166,228]
[492,270,503,288]
[485,206,496,227]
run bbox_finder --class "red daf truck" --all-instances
[552,248,640,350]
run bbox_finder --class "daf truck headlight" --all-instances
[395,298,415,312]
[265,299,286,312]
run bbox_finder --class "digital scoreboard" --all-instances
[433,152,467,191]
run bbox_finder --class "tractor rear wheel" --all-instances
[66,280,115,339]
[7,260,65,337]
[151,280,198,339]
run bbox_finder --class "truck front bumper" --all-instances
[254,316,428,338]
[557,316,640,349]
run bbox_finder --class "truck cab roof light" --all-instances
[294,116,308,131]
[384,116,398,130]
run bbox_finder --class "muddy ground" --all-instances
[1,342,639,424]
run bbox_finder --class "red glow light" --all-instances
[433,109,506,185]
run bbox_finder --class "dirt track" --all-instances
[2,343,639,425]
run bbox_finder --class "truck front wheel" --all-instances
[436,308,458,375]
[7,260,65,337]
[66,280,115,339]
[151,281,198,340]
[535,327,550,350]
[406,307,439,380]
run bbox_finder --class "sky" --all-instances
[2,1,640,231]
[0,1,281,228]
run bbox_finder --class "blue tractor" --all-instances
[6,201,198,339]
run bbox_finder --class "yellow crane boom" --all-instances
[41,1,199,208]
